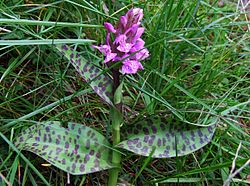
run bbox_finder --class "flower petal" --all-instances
[117,43,133,53]
[104,52,117,63]
[104,22,116,33]
[121,59,143,74]
[130,38,145,51]
[125,8,143,25]
[119,16,127,30]
[132,27,145,43]
[92,45,110,55]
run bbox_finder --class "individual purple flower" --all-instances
[92,45,117,63]
[122,59,143,74]
[93,8,149,74]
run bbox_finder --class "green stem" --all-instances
[108,69,122,186]
[108,108,122,186]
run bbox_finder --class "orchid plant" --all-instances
[14,8,217,186]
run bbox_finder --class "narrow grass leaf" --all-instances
[0,39,95,46]
[0,18,102,28]
[0,89,91,130]
[0,132,50,186]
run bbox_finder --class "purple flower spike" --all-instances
[93,8,149,74]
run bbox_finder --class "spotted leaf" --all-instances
[56,44,113,106]
[117,117,216,158]
[14,121,112,175]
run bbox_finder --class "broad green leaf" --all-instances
[14,121,112,175]
[56,44,113,106]
[117,117,216,158]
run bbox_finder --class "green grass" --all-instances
[0,0,249,185]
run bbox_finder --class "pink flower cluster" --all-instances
[93,8,149,74]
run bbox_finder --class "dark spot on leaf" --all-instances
[95,68,100,73]
[133,138,139,144]
[148,135,156,146]
[72,163,76,172]
[89,66,95,73]
[166,132,171,141]
[160,123,165,130]
[198,129,203,137]
[62,45,68,50]
[62,158,66,165]
[19,137,24,142]
[84,154,90,163]
[65,142,69,149]
[76,53,80,58]
[83,64,88,72]
[157,139,162,146]
[78,128,81,135]
[191,131,195,137]
[141,146,148,154]
[45,126,50,132]
[185,138,190,145]
[191,137,195,142]
[180,131,186,140]
[208,125,215,133]
[151,125,157,134]
[98,82,103,87]
[144,135,149,143]
[40,152,47,156]
[43,134,47,142]
[42,145,49,150]
[134,129,139,134]
[101,86,106,92]
[204,134,209,141]
[48,134,52,142]
[80,164,85,172]
[200,138,204,144]
[136,142,142,148]
[143,127,149,135]
[56,147,63,155]
[85,139,90,149]
[182,144,186,151]
[74,144,79,154]
[163,150,169,157]
[96,152,101,158]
